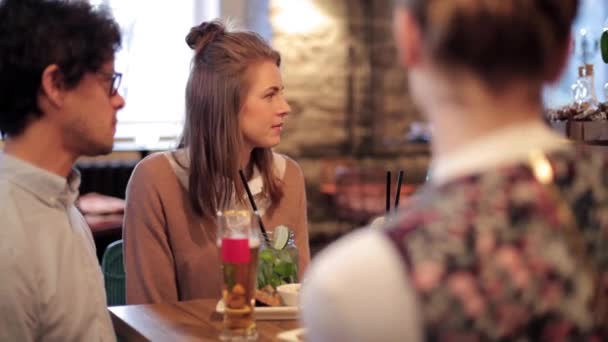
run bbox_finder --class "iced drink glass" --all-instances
[217,210,260,341]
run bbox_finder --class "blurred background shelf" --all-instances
[550,120,608,145]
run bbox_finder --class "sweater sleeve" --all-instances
[301,229,422,342]
[123,156,178,304]
[288,159,311,278]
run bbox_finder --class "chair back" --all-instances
[101,239,125,306]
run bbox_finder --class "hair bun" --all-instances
[186,20,226,52]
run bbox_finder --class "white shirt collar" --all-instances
[0,152,81,207]
[164,149,287,214]
[429,120,570,186]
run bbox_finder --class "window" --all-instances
[91,0,220,151]
[544,0,608,108]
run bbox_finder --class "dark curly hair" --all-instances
[0,0,122,137]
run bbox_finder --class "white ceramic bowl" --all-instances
[276,283,301,307]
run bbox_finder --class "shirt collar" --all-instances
[429,120,570,186]
[166,149,286,214]
[168,149,286,195]
[0,152,81,207]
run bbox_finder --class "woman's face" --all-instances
[239,60,291,151]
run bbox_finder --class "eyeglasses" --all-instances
[98,71,122,97]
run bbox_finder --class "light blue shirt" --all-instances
[0,153,115,342]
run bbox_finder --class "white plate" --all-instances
[277,328,306,342]
[215,300,298,320]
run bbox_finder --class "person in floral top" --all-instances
[302,0,608,340]
[384,147,608,340]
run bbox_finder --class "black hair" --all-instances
[0,0,121,137]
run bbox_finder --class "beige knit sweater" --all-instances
[123,151,310,304]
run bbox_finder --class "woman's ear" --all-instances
[39,64,65,109]
[393,7,423,69]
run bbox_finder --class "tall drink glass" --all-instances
[217,209,260,341]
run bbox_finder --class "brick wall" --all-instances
[268,0,430,238]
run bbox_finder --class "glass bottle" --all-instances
[572,64,599,109]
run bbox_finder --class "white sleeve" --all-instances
[0,273,37,342]
[301,228,422,342]
[0,208,37,342]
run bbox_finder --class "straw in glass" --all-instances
[394,170,404,209]
[238,169,271,245]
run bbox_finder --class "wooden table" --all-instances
[109,299,299,341]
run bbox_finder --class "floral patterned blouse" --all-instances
[385,147,608,341]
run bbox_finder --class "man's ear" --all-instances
[393,7,423,69]
[39,64,65,109]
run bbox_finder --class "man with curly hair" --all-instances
[0,0,124,340]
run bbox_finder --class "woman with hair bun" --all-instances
[302,0,608,340]
[123,20,310,304]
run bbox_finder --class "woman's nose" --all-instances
[278,97,291,117]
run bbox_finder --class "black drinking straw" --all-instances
[238,169,270,244]
[386,171,391,213]
[394,170,404,209]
